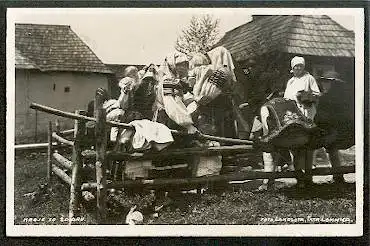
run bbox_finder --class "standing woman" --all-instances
[284,56,321,186]
[284,56,321,120]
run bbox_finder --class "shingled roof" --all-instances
[15,23,112,74]
[217,15,355,61]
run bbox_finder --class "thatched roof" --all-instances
[15,23,112,74]
[217,15,355,61]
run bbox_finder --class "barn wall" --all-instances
[15,69,109,143]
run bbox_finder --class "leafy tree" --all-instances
[175,14,220,55]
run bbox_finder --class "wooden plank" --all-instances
[94,89,108,224]
[149,164,188,171]
[105,145,254,161]
[60,129,75,135]
[81,166,355,190]
[47,121,52,181]
[69,110,86,224]
[30,102,134,129]
[34,110,38,143]
[52,132,74,146]
[15,142,69,150]
[53,152,73,170]
[52,164,71,185]
[30,102,254,145]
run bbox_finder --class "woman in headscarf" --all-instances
[285,56,321,187]
[152,52,199,207]
[284,56,321,120]
[154,51,197,134]
[187,51,236,138]
[132,64,159,120]
[185,51,237,194]
[259,56,321,190]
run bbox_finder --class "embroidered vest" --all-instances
[259,97,321,149]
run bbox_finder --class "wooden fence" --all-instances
[29,88,355,224]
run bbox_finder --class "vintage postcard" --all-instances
[6,7,364,236]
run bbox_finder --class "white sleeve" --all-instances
[309,75,321,95]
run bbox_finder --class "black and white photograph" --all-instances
[6,8,364,237]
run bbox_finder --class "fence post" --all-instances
[68,110,86,225]
[95,89,107,224]
[55,119,60,150]
[47,121,52,181]
[35,110,38,143]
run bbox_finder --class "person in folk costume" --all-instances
[133,64,160,120]
[185,49,238,193]
[153,51,198,134]
[259,56,321,190]
[187,49,238,139]
[314,71,354,183]
[152,51,199,207]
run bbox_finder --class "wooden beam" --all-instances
[94,89,108,224]
[149,164,188,171]
[30,102,133,129]
[104,145,254,161]
[47,121,52,181]
[81,166,355,190]
[30,102,254,145]
[52,164,71,185]
[69,110,86,224]
[60,129,75,136]
[52,132,74,146]
[53,152,73,170]
[15,142,70,150]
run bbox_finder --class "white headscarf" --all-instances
[291,56,305,70]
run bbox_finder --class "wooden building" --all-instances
[15,23,112,143]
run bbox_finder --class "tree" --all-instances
[175,14,220,55]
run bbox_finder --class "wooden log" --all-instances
[80,166,355,190]
[230,96,250,137]
[15,142,70,151]
[94,89,108,224]
[60,129,75,136]
[198,134,253,145]
[52,164,71,185]
[47,121,52,181]
[105,145,254,161]
[55,119,61,149]
[31,102,134,129]
[53,152,73,170]
[30,102,254,145]
[69,110,86,224]
[52,132,74,146]
[149,164,188,171]
[34,110,38,143]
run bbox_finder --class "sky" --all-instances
[10,8,356,65]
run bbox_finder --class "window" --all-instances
[64,86,70,93]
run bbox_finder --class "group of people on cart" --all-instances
[97,46,354,194]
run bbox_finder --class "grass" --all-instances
[13,148,356,225]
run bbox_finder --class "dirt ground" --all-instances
[13,147,356,225]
